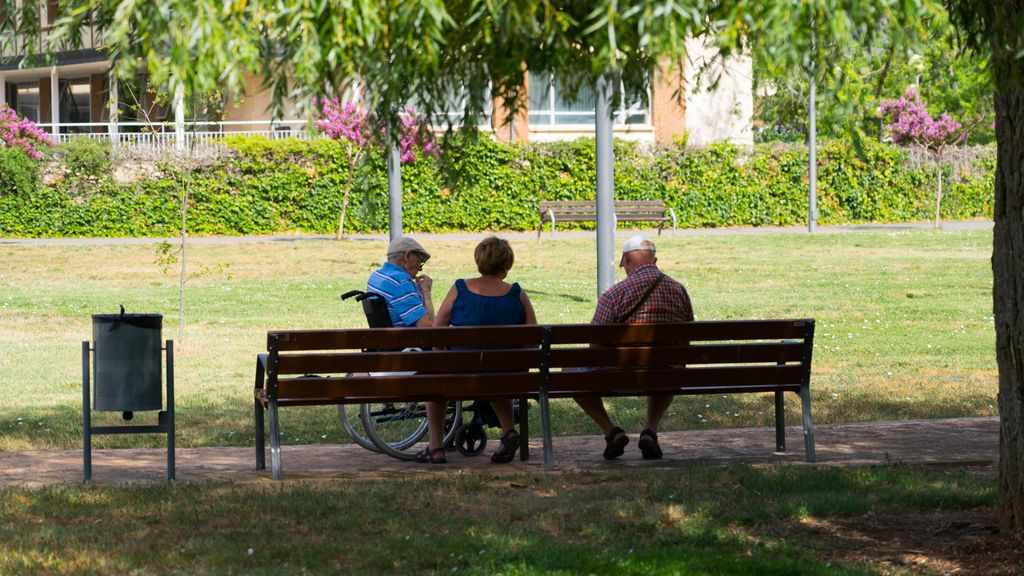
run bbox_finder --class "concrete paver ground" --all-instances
[0,417,997,486]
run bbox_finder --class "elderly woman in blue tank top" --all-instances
[415,236,538,464]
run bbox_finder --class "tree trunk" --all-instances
[336,181,351,239]
[993,79,1024,535]
[178,176,188,344]
[336,150,358,240]
[934,152,943,229]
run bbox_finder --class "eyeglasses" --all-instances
[410,251,429,264]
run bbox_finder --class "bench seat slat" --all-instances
[276,372,540,400]
[538,214,668,219]
[547,365,804,392]
[276,349,542,375]
[554,383,802,398]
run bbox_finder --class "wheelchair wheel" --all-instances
[454,423,488,457]
[338,403,380,452]
[361,401,462,460]
[336,374,380,452]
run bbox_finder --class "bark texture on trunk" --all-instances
[993,68,1024,536]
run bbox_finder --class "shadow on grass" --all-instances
[0,466,997,575]
[527,289,592,303]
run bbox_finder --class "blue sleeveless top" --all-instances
[449,279,526,327]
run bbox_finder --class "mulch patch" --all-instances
[760,506,1023,575]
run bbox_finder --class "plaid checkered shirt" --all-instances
[592,264,693,324]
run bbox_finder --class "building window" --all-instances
[527,71,650,127]
[411,84,492,128]
[15,82,40,123]
[46,0,58,28]
[59,77,91,132]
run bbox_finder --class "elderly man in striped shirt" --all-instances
[367,236,435,327]
[575,235,694,460]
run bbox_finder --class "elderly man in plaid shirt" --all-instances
[575,235,694,460]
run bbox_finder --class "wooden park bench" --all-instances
[253,319,816,480]
[537,200,677,238]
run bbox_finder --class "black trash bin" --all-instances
[91,313,163,413]
[83,311,174,482]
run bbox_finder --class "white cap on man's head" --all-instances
[387,236,430,260]
[619,235,655,266]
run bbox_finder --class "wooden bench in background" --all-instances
[254,319,816,480]
[537,200,677,238]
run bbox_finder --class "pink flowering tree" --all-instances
[878,87,971,229]
[315,99,437,238]
[0,104,54,159]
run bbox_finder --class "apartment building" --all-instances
[0,3,753,147]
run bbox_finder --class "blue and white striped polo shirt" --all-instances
[367,262,427,327]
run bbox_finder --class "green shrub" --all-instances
[0,136,996,237]
[58,137,113,179]
[0,146,40,197]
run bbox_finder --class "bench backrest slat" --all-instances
[269,325,544,351]
[547,342,805,369]
[538,200,667,218]
[546,320,812,344]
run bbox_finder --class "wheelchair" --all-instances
[338,289,511,460]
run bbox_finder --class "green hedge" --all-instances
[0,136,994,237]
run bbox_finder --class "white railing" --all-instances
[38,120,315,155]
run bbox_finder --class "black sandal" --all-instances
[490,429,520,464]
[603,427,629,460]
[638,429,663,460]
[415,446,447,464]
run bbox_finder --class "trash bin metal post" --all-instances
[165,340,175,481]
[82,341,92,483]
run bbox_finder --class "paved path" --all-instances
[0,220,994,246]
[0,417,997,486]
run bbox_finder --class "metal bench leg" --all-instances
[799,385,816,462]
[518,397,529,461]
[774,390,786,452]
[268,399,283,480]
[539,391,554,470]
[254,358,266,470]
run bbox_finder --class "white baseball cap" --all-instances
[619,235,656,266]
[387,236,430,261]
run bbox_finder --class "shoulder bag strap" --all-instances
[615,273,665,323]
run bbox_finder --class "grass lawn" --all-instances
[0,465,1003,575]
[0,228,1011,575]
[0,228,996,451]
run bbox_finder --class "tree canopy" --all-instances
[753,9,994,143]
[14,0,935,142]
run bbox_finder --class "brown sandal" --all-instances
[415,447,447,464]
[490,429,520,464]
